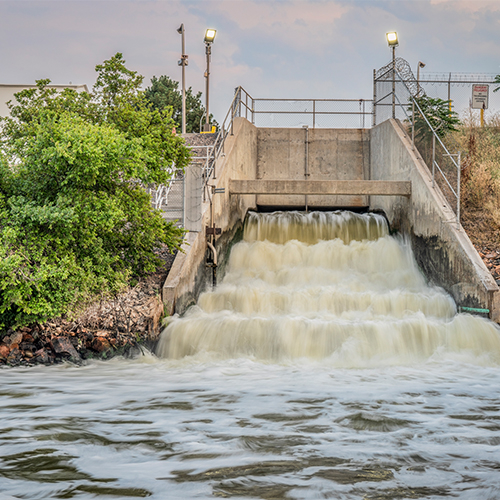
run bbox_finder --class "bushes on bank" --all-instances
[0,54,190,331]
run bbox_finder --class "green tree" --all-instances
[494,73,500,93]
[0,53,190,331]
[411,95,460,141]
[145,75,218,133]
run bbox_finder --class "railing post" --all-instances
[372,69,377,127]
[411,96,415,150]
[432,134,436,188]
[457,151,461,224]
[313,100,316,129]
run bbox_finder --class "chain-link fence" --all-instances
[419,73,500,121]
[374,57,464,222]
[374,60,500,125]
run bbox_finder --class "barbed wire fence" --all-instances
[373,58,500,223]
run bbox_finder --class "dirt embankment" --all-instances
[461,209,500,286]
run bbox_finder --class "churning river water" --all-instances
[2,211,500,499]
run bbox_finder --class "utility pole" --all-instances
[177,24,188,134]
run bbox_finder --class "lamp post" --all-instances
[203,28,216,132]
[386,31,398,119]
[177,24,188,134]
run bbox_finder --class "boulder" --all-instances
[51,337,81,360]
[0,344,10,359]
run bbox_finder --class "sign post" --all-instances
[472,84,489,127]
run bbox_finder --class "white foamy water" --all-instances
[158,211,500,366]
[2,211,500,499]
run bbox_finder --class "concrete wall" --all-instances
[162,117,258,314]
[370,119,499,322]
[256,128,370,209]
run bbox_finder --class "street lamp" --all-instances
[386,31,398,119]
[177,24,188,134]
[203,28,217,132]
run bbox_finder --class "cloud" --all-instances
[0,0,499,122]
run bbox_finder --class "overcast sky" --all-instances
[1,0,499,121]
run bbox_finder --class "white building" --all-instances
[0,83,89,117]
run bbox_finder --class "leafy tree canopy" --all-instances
[145,75,218,133]
[0,53,190,331]
[494,73,500,93]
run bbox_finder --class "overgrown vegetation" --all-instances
[449,112,500,225]
[0,53,190,332]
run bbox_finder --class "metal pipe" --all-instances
[207,241,217,287]
[207,240,217,266]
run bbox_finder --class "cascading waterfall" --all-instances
[157,211,500,366]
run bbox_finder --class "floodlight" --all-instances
[204,29,217,43]
[386,31,398,47]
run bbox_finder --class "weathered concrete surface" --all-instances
[370,119,499,322]
[162,117,258,315]
[230,179,411,196]
[256,128,370,208]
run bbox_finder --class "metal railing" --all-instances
[200,87,254,199]
[383,65,462,223]
[232,90,373,129]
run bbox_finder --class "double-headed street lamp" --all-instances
[203,28,217,132]
[177,24,188,134]
[386,31,398,119]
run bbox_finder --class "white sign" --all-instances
[472,84,489,109]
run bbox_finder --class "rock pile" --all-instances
[0,247,176,367]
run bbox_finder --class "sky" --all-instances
[1,0,499,122]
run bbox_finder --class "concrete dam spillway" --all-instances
[158,211,500,365]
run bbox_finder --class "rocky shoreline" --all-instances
[0,247,176,367]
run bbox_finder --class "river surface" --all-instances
[2,211,500,499]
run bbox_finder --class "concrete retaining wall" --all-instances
[256,128,370,209]
[162,117,258,315]
[370,119,500,322]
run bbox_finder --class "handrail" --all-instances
[201,87,253,198]
[392,69,461,223]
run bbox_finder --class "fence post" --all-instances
[457,151,461,224]
[411,96,415,150]
[372,69,377,127]
[432,134,436,188]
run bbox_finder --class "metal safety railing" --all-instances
[382,65,462,223]
[199,88,374,199]
[200,87,253,199]
[233,90,373,129]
